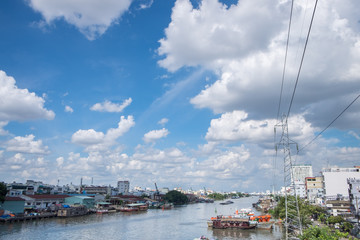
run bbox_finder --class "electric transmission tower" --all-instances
[275,114,303,239]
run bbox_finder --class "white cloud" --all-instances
[205,111,316,149]
[71,115,135,151]
[158,0,284,72]
[138,0,153,10]
[0,70,55,121]
[6,135,50,154]
[143,128,169,143]
[27,0,133,40]
[348,130,360,140]
[158,0,360,129]
[90,98,132,113]
[158,118,169,125]
[71,129,105,145]
[0,121,9,135]
[65,105,74,113]
[56,157,64,166]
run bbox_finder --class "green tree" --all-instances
[342,221,353,233]
[164,190,188,205]
[270,196,326,227]
[327,216,344,225]
[0,182,8,203]
[207,193,226,201]
[299,226,348,240]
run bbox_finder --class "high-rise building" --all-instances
[291,164,313,183]
[348,178,360,216]
[117,181,130,194]
[322,167,360,199]
[305,176,324,204]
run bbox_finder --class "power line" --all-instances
[286,0,319,121]
[299,94,360,152]
[277,0,295,121]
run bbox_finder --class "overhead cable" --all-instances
[286,0,319,121]
[299,94,360,152]
[277,0,295,121]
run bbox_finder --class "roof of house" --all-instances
[5,196,25,201]
[66,196,94,200]
[24,194,70,200]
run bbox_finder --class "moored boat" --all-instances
[119,203,148,212]
[57,205,88,217]
[249,214,274,230]
[208,215,257,229]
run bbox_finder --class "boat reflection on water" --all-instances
[211,223,284,240]
[212,228,254,239]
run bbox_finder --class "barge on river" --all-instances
[208,215,257,229]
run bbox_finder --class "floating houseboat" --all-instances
[119,203,148,212]
[57,205,88,217]
[208,215,257,229]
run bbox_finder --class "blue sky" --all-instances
[0,0,359,192]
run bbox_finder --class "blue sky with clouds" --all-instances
[0,0,359,192]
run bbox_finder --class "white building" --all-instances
[294,180,306,198]
[322,167,360,200]
[117,181,130,194]
[292,164,313,183]
[305,176,324,204]
[348,178,360,215]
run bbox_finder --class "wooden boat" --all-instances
[209,215,257,229]
[57,206,88,217]
[219,200,234,205]
[119,203,148,212]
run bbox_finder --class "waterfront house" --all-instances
[64,196,95,209]
[0,197,25,215]
[20,194,70,210]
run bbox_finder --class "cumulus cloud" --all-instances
[90,98,132,113]
[158,0,360,128]
[71,115,135,151]
[6,135,50,154]
[205,110,315,148]
[27,0,133,40]
[143,128,169,143]
[65,105,74,113]
[158,0,284,72]
[0,70,55,121]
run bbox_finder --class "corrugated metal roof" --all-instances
[24,194,70,199]
[5,196,25,201]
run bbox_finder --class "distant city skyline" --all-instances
[0,0,359,192]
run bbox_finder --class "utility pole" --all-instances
[275,115,302,239]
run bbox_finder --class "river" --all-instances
[0,196,283,240]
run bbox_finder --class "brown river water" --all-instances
[0,196,283,240]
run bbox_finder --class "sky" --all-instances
[0,0,359,192]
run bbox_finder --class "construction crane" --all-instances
[154,182,160,201]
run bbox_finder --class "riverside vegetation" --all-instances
[269,196,355,239]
